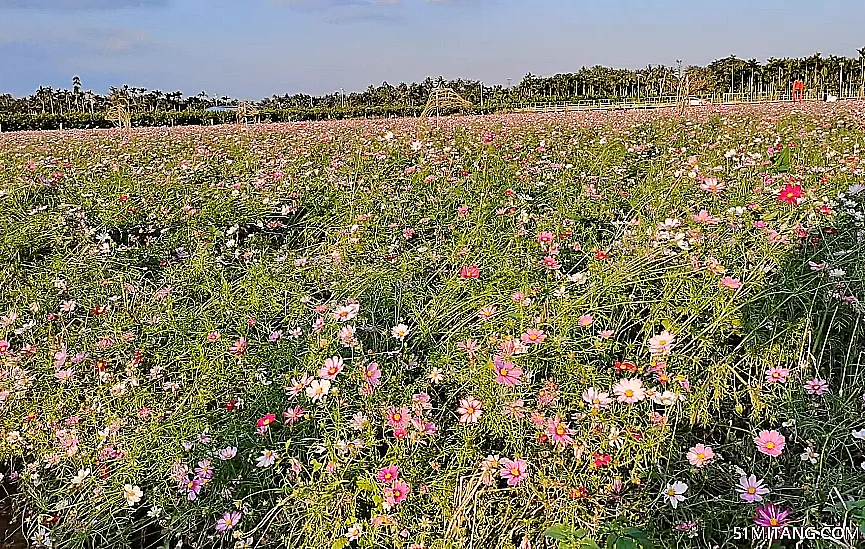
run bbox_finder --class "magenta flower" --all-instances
[493,356,523,387]
[363,362,382,386]
[754,430,786,457]
[377,465,399,484]
[804,378,828,395]
[754,504,791,528]
[577,315,594,327]
[537,232,555,245]
[384,480,410,506]
[182,477,203,501]
[215,511,241,533]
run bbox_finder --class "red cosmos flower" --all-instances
[94,358,108,373]
[459,265,480,279]
[594,250,609,261]
[614,361,638,374]
[569,486,589,499]
[256,414,276,429]
[778,184,802,206]
[92,305,109,315]
[225,399,238,411]
[591,452,612,468]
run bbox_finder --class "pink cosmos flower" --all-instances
[542,256,561,270]
[384,480,410,506]
[363,362,382,386]
[699,177,725,194]
[546,415,574,448]
[282,406,305,425]
[377,465,399,484]
[737,474,769,503]
[477,305,498,320]
[499,458,528,486]
[686,444,716,468]
[754,430,785,457]
[577,315,594,327]
[521,329,546,345]
[537,232,555,245]
[229,337,247,357]
[648,331,675,356]
[457,396,483,424]
[332,303,360,322]
[692,210,721,224]
[319,356,345,380]
[719,276,742,290]
[215,511,241,533]
[493,356,523,387]
[459,265,480,279]
[804,378,828,395]
[385,406,410,429]
[765,366,790,384]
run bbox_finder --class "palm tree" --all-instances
[72,76,82,112]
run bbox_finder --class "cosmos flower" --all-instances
[754,430,786,457]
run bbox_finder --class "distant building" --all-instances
[205,106,237,112]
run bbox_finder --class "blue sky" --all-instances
[1,0,863,99]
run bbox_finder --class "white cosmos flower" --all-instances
[71,468,90,485]
[306,379,331,402]
[123,484,143,506]
[391,323,410,340]
[256,449,277,468]
[663,481,688,508]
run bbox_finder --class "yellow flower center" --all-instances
[624,390,634,397]
[765,442,775,449]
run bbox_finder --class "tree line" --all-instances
[2,50,865,118]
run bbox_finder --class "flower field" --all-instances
[1,103,865,549]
